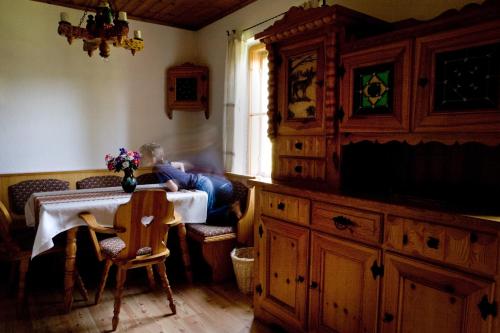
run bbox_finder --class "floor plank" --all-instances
[0,269,274,333]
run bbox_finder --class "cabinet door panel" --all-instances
[413,21,500,132]
[277,37,328,136]
[259,216,309,331]
[339,40,411,132]
[309,232,381,333]
[381,253,496,333]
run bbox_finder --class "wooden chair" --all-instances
[0,200,88,310]
[76,175,122,189]
[186,179,254,282]
[79,190,178,331]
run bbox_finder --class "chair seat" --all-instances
[186,223,236,239]
[99,237,152,258]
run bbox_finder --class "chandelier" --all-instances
[57,1,144,58]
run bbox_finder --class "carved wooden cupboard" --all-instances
[253,2,500,333]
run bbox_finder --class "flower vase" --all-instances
[121,168,137,193]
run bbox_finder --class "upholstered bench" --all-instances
[186,179,254,282]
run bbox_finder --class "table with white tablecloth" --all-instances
[25,185,208,312]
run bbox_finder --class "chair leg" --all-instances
[17,258,29,306]
[95,259,112,305]
[112,266,127,331]
[156,262,176,315]
[146,265,155,290]
[74,270,89,302]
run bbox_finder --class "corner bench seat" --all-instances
[185,178,254,282]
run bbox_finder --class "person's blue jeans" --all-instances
[195,174,234,223]
[195,175,215,212]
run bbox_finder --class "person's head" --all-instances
[139,143,165,166]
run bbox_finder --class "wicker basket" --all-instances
[231,247,254,294]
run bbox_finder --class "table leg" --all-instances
[64,227,78,313]
[176,223,193,283]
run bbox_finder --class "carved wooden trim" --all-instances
[342,0,500,53]
[266,44,278,139]
[256,5,389,45]
[339,133,500,147]
[324,31,336,134]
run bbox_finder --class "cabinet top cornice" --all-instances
[255,4,389,44]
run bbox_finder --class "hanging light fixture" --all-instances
[58,1,144,58]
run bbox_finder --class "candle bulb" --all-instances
[134,30,142,39]
[60,12,69,22]
[118,11,127,22]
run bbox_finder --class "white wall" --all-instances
[196,0,481,174]
[0,0,201,173]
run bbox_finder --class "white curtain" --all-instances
[223,15,282,174]
[223,31,240,172]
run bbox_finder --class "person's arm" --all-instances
[164,179,178,192]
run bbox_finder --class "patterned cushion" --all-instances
[8,179,70,215]
[186,223,236,238]
[136,173,160,185]
[76,175,122,189]
[99,237,152,258]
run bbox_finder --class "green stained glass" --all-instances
[353,63,394,115]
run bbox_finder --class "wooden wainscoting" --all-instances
[0,167,154,211]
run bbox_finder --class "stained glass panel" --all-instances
[353,63,393,115]
[434,42,499,111]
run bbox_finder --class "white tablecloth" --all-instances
[25,185,208,258]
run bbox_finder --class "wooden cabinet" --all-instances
[253,2,500,333]
[380,253,496,333]
[339,40,412,132]
[309,232,381,333]
[256,216,309,331]
[413,21,500,132]
[252,181,500,333]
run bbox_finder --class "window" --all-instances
[247,43,272,177]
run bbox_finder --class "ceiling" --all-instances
[33,0,258,30]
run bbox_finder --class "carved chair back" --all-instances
[113,190,175,260]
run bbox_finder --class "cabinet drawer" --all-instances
[277,157,326,180]
[260,191,310,226]
[385,215,499,275]
[311,202,382,244]
[277,136,325,158]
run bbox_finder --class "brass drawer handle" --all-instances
[332,215,357,230]
[294,142,303,150]
[426,236,440,249]
[277,202,285,211]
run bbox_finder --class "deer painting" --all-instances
[290,67,316,103]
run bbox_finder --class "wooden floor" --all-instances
[0,265,275,333]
